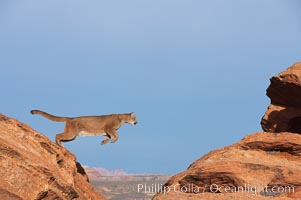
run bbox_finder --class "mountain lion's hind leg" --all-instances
[55,132,77,146]
[101,134,111,145]
[55,121,78,146]
[55,132,65,146]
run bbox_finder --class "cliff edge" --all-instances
[0,114,106,200]
[153,62,301,200]
[153,132,301,200]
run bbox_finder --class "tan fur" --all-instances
[30,110,138,146]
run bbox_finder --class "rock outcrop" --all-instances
[153,132,301,200]
[153,63,301,200]
[261,62,301,133]
[0,114,106,200]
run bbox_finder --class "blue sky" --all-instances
[0,0,300,174]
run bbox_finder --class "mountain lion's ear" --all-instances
[129,112,134,116]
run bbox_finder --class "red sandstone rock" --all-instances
[153,132,301,200]
[261,62,301,133]
[0,114,106,200]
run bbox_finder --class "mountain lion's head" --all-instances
[127,112,138,125]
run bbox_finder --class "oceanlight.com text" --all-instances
[137,183,295,195]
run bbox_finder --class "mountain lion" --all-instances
[30,110,138,146]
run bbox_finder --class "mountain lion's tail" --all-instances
[30,110,70,122]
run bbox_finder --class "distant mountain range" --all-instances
[83,165,129,177]
[83,165,170,200]
[83,165,167,178]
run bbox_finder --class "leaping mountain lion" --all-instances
[30,110,138,146]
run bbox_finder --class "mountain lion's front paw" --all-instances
[101,140,108,145]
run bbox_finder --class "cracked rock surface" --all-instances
[153,132,301,200]
[0,114,106,200]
